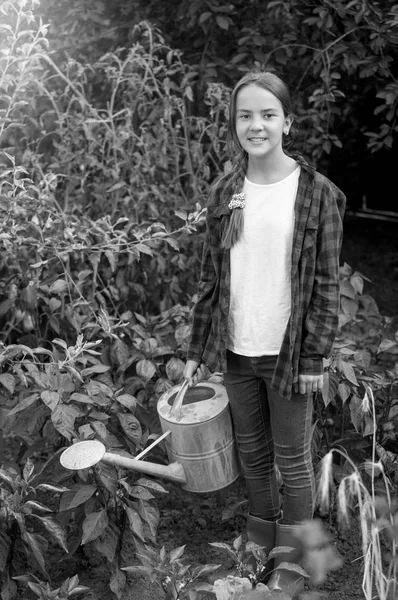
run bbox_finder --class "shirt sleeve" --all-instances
[187,223,217,364]
[299,183,346,375]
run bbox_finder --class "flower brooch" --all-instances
[228,192,246,210]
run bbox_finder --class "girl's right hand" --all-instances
[183,359,202,387]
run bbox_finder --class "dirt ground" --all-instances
[56,477,368,600]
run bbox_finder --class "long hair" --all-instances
[210,71,295,249]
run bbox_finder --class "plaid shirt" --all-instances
[187,155,346,399]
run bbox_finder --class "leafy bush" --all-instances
[0,332,186,599]
[1,1,220,341]
[316,264,398,479]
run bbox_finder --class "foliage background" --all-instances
[0,1,398,599]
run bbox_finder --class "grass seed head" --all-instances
[337,478,350,527]
[316,451,334,514]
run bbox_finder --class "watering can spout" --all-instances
[101,451,187,484]
[60,440,187,486]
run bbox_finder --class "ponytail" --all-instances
[210,152,248,250]
[220,192,245,248]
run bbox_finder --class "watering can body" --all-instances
[157,381,240,493]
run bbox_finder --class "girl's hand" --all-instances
[295,373,324,395]
[183,360,207,387]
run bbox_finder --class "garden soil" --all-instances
[13,215,398,599]
[46,478,369,600]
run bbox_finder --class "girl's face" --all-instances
[235,83,292,161]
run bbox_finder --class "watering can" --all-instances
[60,380,240,494]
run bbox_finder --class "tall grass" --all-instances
[317,385,397,600]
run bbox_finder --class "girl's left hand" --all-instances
[295,373,324,395]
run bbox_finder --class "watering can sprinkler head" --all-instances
[60,440,107,470]
[59,440,187,485]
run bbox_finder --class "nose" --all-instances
[250,116,264,130]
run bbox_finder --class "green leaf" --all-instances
[41,390,60,410]
[322,370,339,407]
[0,373,15,394]
[121,565,152,576]
[165,357,185,382]
[112,338,130,367]
[0,530,11,572]
[209,542,236,560]
[0,298,14,317]
[349,395,363,433]
[338,382,351,404]
[31,516,68,552]
[69,393,93,404]
[0,468,16,486]
[233,535,242,551]
[96,462,118,495]
[216,15,230,29]
[49,298,62,312]
[138,499,159,538]
[21,531,48,577]
[164,236,179,251]
[378,339,397,353]
[198,12,212,24]
[117,413,142,446]
[81,364,110,376]
[125,506,145,542]
[1,570,17,600]
[51,404,80,440]
[135,478,169,494]
[115,393,136,412]
[127,485,155,501]
[191,564,222,578]
[353,349,372,369]
[340,296,359,318]
[136,359,156,383]
[82,509,109,544]
[175,209,187,221]
[275,561,309,578]
[27,582,45,596]
[169,545,186,563]
[105,249,117,272]
[49,279,68,294]
[135,243,153,256]
[109,566,126,599]
[341,362,358,386]
[24,500,52,514]
[93,522,119,563]
[350,273,364,294]
[7,393,39,416]
[36,483,69,493]
[53,338,67,349]
[59,484,97,511]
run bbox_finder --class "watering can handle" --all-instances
[169,379,189,420]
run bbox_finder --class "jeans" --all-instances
[224,350,315,525]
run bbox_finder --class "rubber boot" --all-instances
[268,519,305,599]
[246,514,277,583]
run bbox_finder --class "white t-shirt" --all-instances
[227,167,300,356]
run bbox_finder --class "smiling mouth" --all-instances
[248,137,266,142]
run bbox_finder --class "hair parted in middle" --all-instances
[209,70,295,249]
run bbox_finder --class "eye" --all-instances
[237,114,250,120]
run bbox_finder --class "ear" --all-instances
[284,114,293,133]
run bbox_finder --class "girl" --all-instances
[184,71,345,598]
